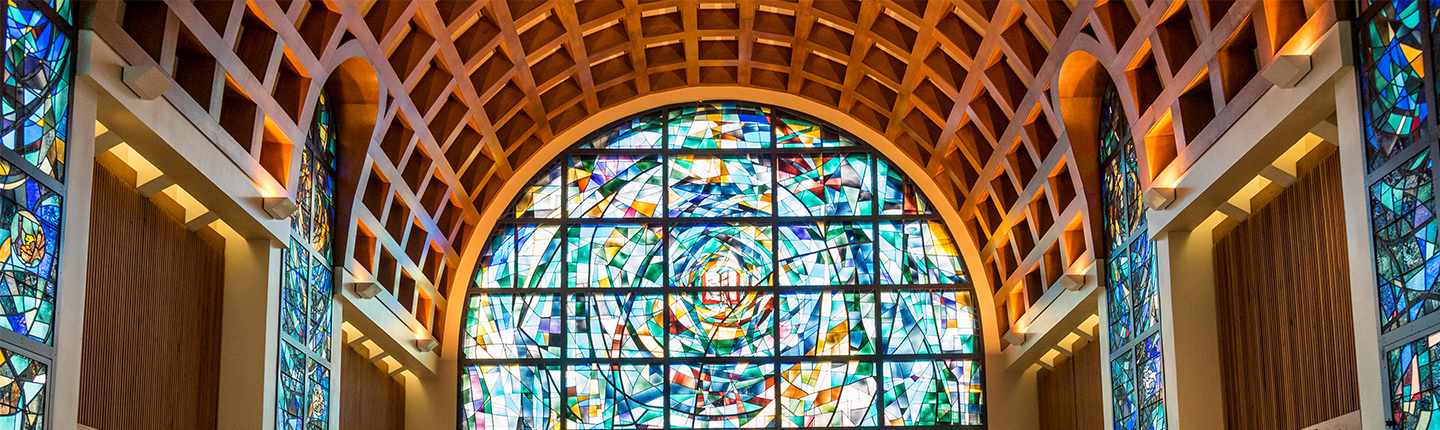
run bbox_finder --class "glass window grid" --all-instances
[1097,82,1167,430]
[0,0,77,427]
[464,102,985,429]
[277,93,337,430]
[1356,1,1440,428]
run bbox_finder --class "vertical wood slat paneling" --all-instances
[340,345,406,429]
[78,167,226,429]
[1214,151,1359,429]
[1037,337,1104,430]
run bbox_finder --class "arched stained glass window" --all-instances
[462,102,984,429]
[1099,83,1167,430]
[278,91,337,430]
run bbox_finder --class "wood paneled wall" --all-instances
[79,167,226,429]
[1037,336,1104,430]
[340,345,406,429]
[1214,151,1359,429]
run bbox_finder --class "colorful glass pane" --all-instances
[881,291,977,354]
[668,155,773,217]
[293,137,335,260]
[462,294,564,359]
[776,222,874,286]
[278,342,307,430]
[772,113,856,148]
[1361,0,1429,171]
[1372,150,1440,331]
[2,3,70,182]
[567,155,664,218]
[1388,329,1440,429]
[667,104,771,149]
[877,160,930,215]
[515,164,563,218]
[565,294,665,358]
[669,291,776,357]
[877,221,966,284]
[776,154,874,217]
[280,239,308,344]
[516,225,563,288]
[777,291,876,356]
[669,224,773,288]
[778,361,877,427]
[1130,239,1159,335]
[0,347,44,430]
[880,360,983,426]
[477,227,517,289]
[565,363,666,429]
[461,365,562,430]
[0,166,58,343]
[1135,335,1165,414]
[1107,247,1134,350]
[1111,349,1137,430]
[567,225,664,289]
[668,362,776,428]
[581,113,664,149]
[306,358,330,430]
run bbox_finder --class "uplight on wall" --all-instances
[416,335,438,353]
[1143,187,1176,210]
[1261,54,1313,88]
[350,281,383,299]
[263,196,299,220]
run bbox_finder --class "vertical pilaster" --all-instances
[216,239,282,430]
[1154,230,1225,429]
[51,31,98,429]
[1334,64,1387,429]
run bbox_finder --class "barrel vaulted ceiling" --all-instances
[90,0,1335,346]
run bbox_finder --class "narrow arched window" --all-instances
[1100,83,1167,430]
[461,102,985,429]
[278,91,338,430]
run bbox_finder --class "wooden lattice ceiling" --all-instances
[93,0,1334,342]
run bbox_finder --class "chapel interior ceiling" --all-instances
[90,0,1335,344]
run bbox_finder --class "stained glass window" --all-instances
[0,1,72,426]
[277,92,337,429]
[1099,83,1168,430]
[463,102,983,429]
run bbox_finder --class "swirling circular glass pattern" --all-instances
[462,102,985,429]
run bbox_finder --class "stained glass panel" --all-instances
[0,347,43,430]
[0,166,59,343]
[1372,151,1440,330]
[581,113,664,149]
[776,154,873,217]
[1388,329,1440,429]
[1130,239,1159,336]
[1111,349,1137,429]
[668,362,776,428]
[877,160,930,215]
[467,103,980,429]
[565,363,666,429]
[777,223,873,286]
[669,224,773,288]
[461,365,563,430]
[667,104,771,149]
[777,292,876,356]
[1361,0,1429,171]
[2,3,70,182]
[778,361,877,427]
[516,164,563,218]
[877,221,965,284]
[566,294,665,358]
[517,225,563,288]
[567,225,664,289]
[881,291,977,355]
[278,342,307,430]
[880,360,983,426]
[668,155,773,217]
[567,155,664,218]
[669,291,776,357]
[463,294,564,359]
[772,113,855,148]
